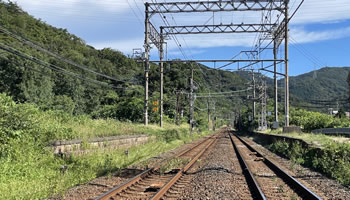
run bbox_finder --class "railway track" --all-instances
[94,131,219,200]
[229,132,323,200]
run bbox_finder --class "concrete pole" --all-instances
[190,67,194,133]
[284,1,289,127]
[273,39,278,122]
[159,28,164,127]
[252,70,256,120]
[144,3,150,126]
[207,99,210,131]
[175,90,178,125]
[213,102,216,131]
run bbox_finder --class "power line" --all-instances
[0,25,135,83]
[289,37,326,68]
[126,0,143,25]
[0,43,127,90]
[185,88,252,95]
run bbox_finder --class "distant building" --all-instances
[346,112,350,118]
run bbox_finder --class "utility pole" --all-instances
[207,99,210,131]
[175,90,179,125]
[262,80,267,130]
[159,28,164,127]
[252,70,256,120]
[190,67,194,133]
[273,39,278,123]
[212,101,216,131]
[284,1,289,127]
[144,3,150,126]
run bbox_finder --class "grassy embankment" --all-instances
[0,94,212,199]
[259,129,350,187]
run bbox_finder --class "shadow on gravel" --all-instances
[186,167,239,175]
[295,174,324,179]
[113,168,145,178]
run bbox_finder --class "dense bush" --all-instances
[235,109,258,132]
[269,139,350,186]
[290,108,350,132]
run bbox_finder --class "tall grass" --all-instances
[0,93,213,199]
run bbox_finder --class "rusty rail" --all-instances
[229,134,266,200]
[95,132,217,200]
[150,135,216,199]
[232,133,322,200]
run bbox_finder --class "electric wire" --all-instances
[0,43,127,90]
[0,25,136,83]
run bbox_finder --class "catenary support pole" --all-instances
[159,28,164,127]
[144,3,150,126]
[273,39,278,123]
[284,1,289,127]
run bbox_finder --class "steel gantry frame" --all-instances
[143,0,290,128]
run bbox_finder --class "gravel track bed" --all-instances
[50,135,212,200]
[179,132,253,200]
[232,136,300,200]
[115,135,217,200]
[243,134,350,200]
[51,130,350,200]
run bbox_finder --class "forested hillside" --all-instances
[1,1,348,126]
[0,1,249,126]
[287,67,350,110]
[236,67,350,112]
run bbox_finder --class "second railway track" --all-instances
[95,131,220,200]
[229,132,323,200]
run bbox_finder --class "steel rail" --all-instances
[150,134,217,199]
[233,133,323,200]
[229,134,266,200]
[94,133,217,200]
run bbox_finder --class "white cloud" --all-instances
[291,0,350,25]
[89,38,144,54]
[12,0,350,54]
[89,25,350,55]
[291,26,350,44]
[15,0,130,16]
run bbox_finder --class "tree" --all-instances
[335,107,346,119]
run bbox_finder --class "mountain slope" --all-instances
[288,67,350,101]
[0,1,250,125]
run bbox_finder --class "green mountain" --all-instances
[0,1,249,127]
[2,1,349,127]
[234,67,350,112]
[289,67,349,100]
[284,67,350,111]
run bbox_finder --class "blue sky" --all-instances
[13,0,350,77]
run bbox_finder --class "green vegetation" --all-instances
[238,106,350,133]
[262,130,350,147]
[290,108,350,132]
[159,157,190,174]
[0,93,212,199]
[268,139,350,187]
[288,67,350,105]
[0,1,245,127]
